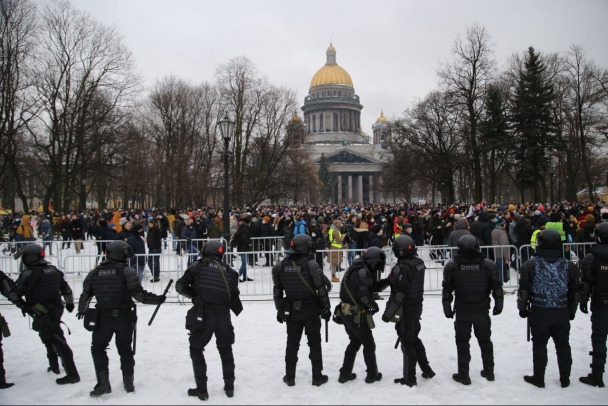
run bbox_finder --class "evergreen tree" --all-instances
[510,47,557,202]
[480,83,510,202]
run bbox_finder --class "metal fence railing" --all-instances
[0,238,599,303]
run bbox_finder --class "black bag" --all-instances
[83,308,99,332]
[230,298,243,316]
[185,302,204,331]
[32,314,54,336]
[332,303,343,325]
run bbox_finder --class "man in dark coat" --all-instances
[176,240,243,401]
[273,234,331,387]
[146,219,163,282]
[233,216,253,281]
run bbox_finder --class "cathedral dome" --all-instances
[376,112,388,122]
[309,44,353,88]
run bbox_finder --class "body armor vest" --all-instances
[27,264,61,304]
[339,261,367,304]
[592,255,608,304]
[193,258,235,307]
[400,258,426,303]
[90,262,133,309]
[453,257,489,306]
[531,257,569,308]
[280,257,316,301]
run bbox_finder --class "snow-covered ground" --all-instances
[0,241,605,405]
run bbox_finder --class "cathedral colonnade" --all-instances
[334,172,379,203]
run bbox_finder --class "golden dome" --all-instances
[376,111,388,122]
[309,44,353,88]
[291,112,301,121]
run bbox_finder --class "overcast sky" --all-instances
[70,0,608,133]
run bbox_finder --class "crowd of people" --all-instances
[0,198,606,399]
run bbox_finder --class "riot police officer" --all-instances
[579,222,608,387]
[518,229,580,388]
[0,270,27,389]
[382,235,435,387]
[176,240,243,401]
[272,234,331,387]
[77,240,166,397]
[336,247,388,384]
[442,235,503,385]
[12,244,80,385]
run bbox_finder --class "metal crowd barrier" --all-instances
[0,238,599,303]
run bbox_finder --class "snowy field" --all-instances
[0,240,605,405]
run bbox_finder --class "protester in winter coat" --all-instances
[447,219,471,248]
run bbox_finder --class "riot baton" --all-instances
[148,279,173,326]
[394,337,400,349]
[325,318,328,343]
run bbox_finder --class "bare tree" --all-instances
[390,90,464,203]
[561,45,608,200]
[144,76,219,208]
[0,0,38,211]
[438,24,496,203]
[28,0,139,212]
[216,57,301,207]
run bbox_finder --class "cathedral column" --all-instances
[358,175,363,203]
[369,174,374,203]
[348,175,353,201]
[337,175,342,204]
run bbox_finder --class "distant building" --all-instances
[300,44,393,203]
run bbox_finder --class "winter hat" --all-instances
[534,210,542,216]
[403,223,413,230]
[585,214,595,224]
[372,224,382,234]
[550,212,562,222]
[263,216,271,223]
[493,217,506,228]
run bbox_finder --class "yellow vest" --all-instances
[329,228,342,249]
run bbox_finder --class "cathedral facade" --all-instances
[300,44,392,204]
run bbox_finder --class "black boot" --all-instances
[312,375,328,386]
[421,365,436,379]
[579,372,605,388]
[365,372,382,384]
[338,373,356,383]
[90,370,111,397]
[452,373,471,385]
[123,373,135,393]
[56,373,80,385]
[481,369,495,381]
[0,373,14,389]
[188,387,209,400]
[523,375,545,388]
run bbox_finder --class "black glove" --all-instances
[580,302,588,314]
[321,307,331,322]
[65,303,75,313]
[492,307,502,316]
[569,311,576,321]
[76,312,85,320]
[276,310,286,324]
[381,314,391,323]
[444,309,454,319]
[519,309,528,319]
[159,295,166,304]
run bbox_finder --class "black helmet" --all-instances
[597,223,608,244]
[14,243,46,267]
[457,235,480,253]
[289,234,315,255]
[105,240,134,262]
[362,247,386,273]
[201,240,224,258]
[393,235,416,258]
[537,229,562,251]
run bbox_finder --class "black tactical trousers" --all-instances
[92,309,135,375]
[189,307,235,391]
[39,305,78,377]
[284,306,323,380]
[529,306,571,380]
[340,313,377,378]
[454,311,493,376]
[590,304,608,374]
[397,305,430,380]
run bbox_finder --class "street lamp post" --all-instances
[550,172,554,204]
[218,113,235,244]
